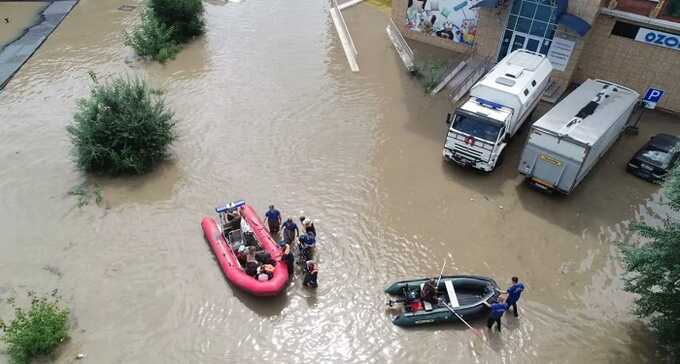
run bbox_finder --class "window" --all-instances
[453,115,503,142]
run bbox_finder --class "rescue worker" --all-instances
[300,216,316,237]
[265,205,282,236]
[282,243,295,276]
[484,297,508,332]
[303,261,318,288]
[500,276,525,317]
[282,218,299,245]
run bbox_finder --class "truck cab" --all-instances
[444,98,513,171]
[443,50,553,172]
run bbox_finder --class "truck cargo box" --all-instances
[518,79,639,194]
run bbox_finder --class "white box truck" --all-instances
[443,50,553,172]
[518,79,640,194]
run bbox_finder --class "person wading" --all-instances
[484,297,508,332]
[500,276,525,317]
[264,205,282,237]
[282,218,299,245]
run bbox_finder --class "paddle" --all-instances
[435,260,446,288]
[442,301,482,337]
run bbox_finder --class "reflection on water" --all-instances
[0,0,677,362]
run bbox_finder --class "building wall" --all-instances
[574,15,680,111]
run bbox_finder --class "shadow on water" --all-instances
[231,287,289,318]
[87,160,183,209]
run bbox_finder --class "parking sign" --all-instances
[643,88,665,109]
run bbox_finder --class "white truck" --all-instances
[517,79,639,194]
[443,50,553,172]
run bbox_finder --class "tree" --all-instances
[148,0,205,43]
[621,166,680,359]
[67,74,176,175]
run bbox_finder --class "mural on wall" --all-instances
[406,0,480,46]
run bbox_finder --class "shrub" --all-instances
[124,11,180,63]
[0,293,70,364]
[67,74,176,175]
[414,59,448,93]
[620,165,680,359]
[149,0,205,43]
[667,0,680,17]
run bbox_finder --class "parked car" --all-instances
[627,133,680,183]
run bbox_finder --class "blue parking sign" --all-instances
[643,88,665,109]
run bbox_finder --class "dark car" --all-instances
[627,133,680,183]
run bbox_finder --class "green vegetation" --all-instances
[414,59,448,93]
[620,166,680,359]
[68,182,103,207]
[124,11,180,63]
[67,74,176,176]
[667,0,680,17]
[0,293,70,364]
[125,0,205,62]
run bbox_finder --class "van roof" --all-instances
[473,50,553,106]
[532,79,640,146]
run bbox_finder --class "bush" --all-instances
[0,293,70,364]
[414,59,448,93]
[620,165,680,359]
[124,11,180,63]
[67,74,176,175]
[667,0,680,17]
[149,0,205,43]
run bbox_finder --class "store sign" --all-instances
[635,28,680,51]
[546,37,575,72]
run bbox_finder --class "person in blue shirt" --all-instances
[501,276,525,317]
[264,205,282,236]
[484,297,508,332]
[282,218,299,245]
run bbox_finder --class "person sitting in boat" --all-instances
[421,279,438,305]
[303,261,318,288]
[300,216,316,237]
[298,233,316,262]
[235,245,248,266]
[224,209,241,234]
[245,246,260,276]
[257,264,275,281]
[282,218,299,245]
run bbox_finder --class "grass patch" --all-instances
[67,73,176,176]
[413,59,448,93]
[0,292,70,364]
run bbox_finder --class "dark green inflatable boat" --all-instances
[385,275,499,327]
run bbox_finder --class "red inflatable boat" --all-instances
[201,200,288,296]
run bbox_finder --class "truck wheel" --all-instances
[493,150,506,171]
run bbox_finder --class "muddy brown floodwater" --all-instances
[0,0,677,362]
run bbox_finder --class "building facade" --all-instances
[393,0,680,111]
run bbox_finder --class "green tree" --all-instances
[149,0,205,43]
[667,0,680,17]
[67,74,176,175]
[0,293,70,364]
[621,166,680,359]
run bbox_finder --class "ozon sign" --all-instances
[634,28,680,51]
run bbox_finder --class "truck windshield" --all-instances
[452,114,502,142]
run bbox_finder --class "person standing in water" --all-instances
[500,276,525,317]
[282,218,299,245]
[484,297,508,332]
[264,205,282,237]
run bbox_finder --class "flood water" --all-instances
[0,2,48,45]
[0,0,677,362]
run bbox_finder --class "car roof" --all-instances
[650,133,680,150]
